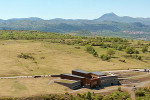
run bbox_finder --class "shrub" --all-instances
[93,51,98,57]
[119,59,126,63]
[75,46,80,49]
[18,53,34,60]
[137,56,142,60]
[117,46,123,51]
[142,45,148,53]
[107,48,115,57]
[125,47,135,54]
[85,45,98,57]
[95,94,103,100]
[100,54,110,61]
[136,90,146,97]
[85,91,91,100]
[135,50,139,54]
[118,87,121,91]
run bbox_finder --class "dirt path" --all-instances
[0,75,51,79]
[48,78,60,85]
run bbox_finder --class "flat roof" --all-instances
[57,79,78,84]
[91,71,106,76]
[61,73,85,78]
[72,69,90,74]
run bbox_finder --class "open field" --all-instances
[0,39,150,97]
[0,40,150,77]
[0,77,71,97]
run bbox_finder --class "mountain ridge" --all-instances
[0,13,150,40]
[0,13,150,24]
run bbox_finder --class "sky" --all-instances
[0,0,149,20]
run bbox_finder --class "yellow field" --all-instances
[0,77,70,97]
[0,40,150,77]
[0,39,150,97]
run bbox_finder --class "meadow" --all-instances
[0,39,149,77]
[0,30,150,97]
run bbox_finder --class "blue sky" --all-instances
[0,0,149,20]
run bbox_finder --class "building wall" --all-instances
[72,71,92,78]
[100,76,119,87]
[90,78,100,88]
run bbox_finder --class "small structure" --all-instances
[59,69,118,89]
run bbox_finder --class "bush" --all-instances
[85,45,98,57]
[135,50,139,54]
[136,90,146,97]
[100,54,110,61]
[119,59,126,63]
[85,91,92,100]
[18,53,34,60]
[93,51,98,57]
[125,47,135,54]
[103,91,131,100]
[107,48,115,57]
[137,56,142,60]
[142,45,148,53]
[95,94,103,100]
[75,46,80,49]
[118,87,121,91]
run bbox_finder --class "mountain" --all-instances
[95,13,150,25]
[7,17,44,21]
[0,13,150,40]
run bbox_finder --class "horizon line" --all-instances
[1,13,150,20]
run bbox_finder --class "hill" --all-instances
[94,12,150,25]
[0,13,150,40]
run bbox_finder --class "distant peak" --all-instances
[102,12,118,17]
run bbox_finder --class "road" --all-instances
[0,75,51,79]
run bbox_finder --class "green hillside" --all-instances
[0,13,150,40]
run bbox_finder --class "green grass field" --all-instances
[0,40,150,77]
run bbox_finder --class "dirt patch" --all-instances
[120,79,141,84]
[115,71,146,78]
[135,74,150,82]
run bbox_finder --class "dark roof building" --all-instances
[91,71,106,77]
[72,69,90,74]
[72,69,92,78]
[61,73,85,79]
[59,69,119,89]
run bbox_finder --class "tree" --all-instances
[125,47,135,54]
[142,45,148,53]
[107,48,115,57]
[85,45,95,54]
[85,45,98,57]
